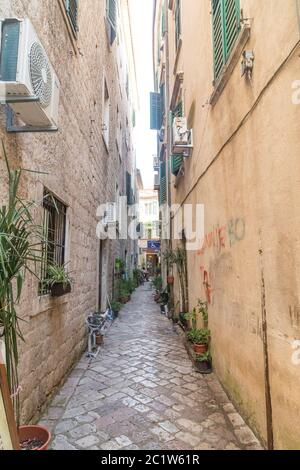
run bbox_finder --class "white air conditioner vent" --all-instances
[29,42,52,108]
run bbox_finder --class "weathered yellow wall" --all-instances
[156,0,300,449]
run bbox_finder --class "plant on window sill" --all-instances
[45,263,73,298]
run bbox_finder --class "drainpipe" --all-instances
[296,0,300,37]
[259,237,274,450]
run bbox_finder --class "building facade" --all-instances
[138,183,160,274]
[0,0,138,423]
[153,0,300,449]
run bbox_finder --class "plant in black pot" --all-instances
[195,352,212,374]
[159,290,169,314]
[46,264,73,297]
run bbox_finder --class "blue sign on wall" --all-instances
[147,240,161,250]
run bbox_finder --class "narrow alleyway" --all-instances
[40,285,263,451]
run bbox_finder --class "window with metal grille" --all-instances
[175,0,181,51]
[212,0,241,81]
[64,0,79,37]
[40,191,67,295]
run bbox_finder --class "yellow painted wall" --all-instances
[155,0,300,449]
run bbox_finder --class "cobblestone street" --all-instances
[40,285,263,451]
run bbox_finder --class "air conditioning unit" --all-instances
[0,18,60,127]
[173,117,188,146]
[172,116,193,156]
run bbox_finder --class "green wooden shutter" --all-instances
[212,0,225,81]
[107,0,117,44]
[150,92,162,130]
[159,161,167,205]
[224,0,240,59]
[212,0,240,81]
[171,102,183,176]
[175,0,181,50]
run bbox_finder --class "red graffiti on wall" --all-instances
[200,266,212,305]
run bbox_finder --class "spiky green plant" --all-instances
[0,142,43,425]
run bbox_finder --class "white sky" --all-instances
[130,0,156,190]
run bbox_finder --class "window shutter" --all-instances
[171,102,183,176]
[224,0,240,59]
[65,0,78,34]
[212,0,225,81]
[171,155,183,176]
[150,92,162,130]
[159,161,167,205]
[212,0,240,81]
[126,171,133,205]
[107,0,117,44]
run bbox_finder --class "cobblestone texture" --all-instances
[40,285,263,450]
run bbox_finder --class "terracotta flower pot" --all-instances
[167,276,174,285]
[19,425,51,451]
[96,333,103,346]
[193,343,208,354]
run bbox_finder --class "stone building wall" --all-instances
[0,0,136,423]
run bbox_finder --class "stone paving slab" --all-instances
[40,284,263,450]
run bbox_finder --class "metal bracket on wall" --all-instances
[0,95,58,133]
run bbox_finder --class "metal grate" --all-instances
[39,191,67,295]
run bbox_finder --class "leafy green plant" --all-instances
[196,351,211,363]
[0,142,44,424]
[152,275,162,292]
[115,258,125,272]
[197,299,208,325]
[184,308,197,329]
[111,301,122,313]
[187,328,210,345]
[45,263,73,288]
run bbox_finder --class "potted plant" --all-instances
[46,263,73,297]
[0,143,51,449]
[195,352,212,374]
[187,328,211,353]
[111,301,122,318]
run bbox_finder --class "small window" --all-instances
[64,0,79,37]
[103,80,110,149]
[174,0,181,51]
[40,191,67,295]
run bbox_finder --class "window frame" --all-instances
[64,0,79,38]
[39,190,68,296]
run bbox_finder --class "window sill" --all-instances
[30,293,70,319]
[173,37,182,75]
[209,25,251,107]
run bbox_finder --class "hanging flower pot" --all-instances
[19,425,51,451]
[167,276,174,285]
